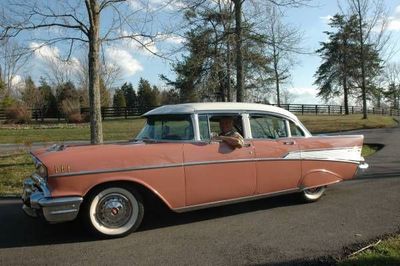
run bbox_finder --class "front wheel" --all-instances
[301,186,326,203]
[82,185,144,237]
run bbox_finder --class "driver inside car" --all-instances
[212,116,244,149]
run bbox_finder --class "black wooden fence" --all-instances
[0,104,399,121]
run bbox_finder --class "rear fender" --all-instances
[299,169,342,189]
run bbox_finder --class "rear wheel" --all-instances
[82,185,144,237]
[301,186,326,203]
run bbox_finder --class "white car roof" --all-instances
[143,102,299,121]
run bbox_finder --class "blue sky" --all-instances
[6,0,400,104]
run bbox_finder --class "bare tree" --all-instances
[0,38,29,94]
[382,62,400,109]
[263,4,302,106]
[0,0,165,143]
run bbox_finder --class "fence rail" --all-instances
[0,104,399,121]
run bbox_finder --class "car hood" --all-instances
[31,142,184,177]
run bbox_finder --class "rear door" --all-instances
[249,114,302,194]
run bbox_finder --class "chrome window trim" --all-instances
[193,113,201,141]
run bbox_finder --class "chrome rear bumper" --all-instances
[22,174,83,223]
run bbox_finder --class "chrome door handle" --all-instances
[282,141,295,145]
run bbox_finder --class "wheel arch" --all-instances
[83,178,173,210]
[299,169,343,189]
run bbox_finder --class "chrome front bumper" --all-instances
[22,174,83,223]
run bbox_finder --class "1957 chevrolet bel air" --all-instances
[22,103,368,237]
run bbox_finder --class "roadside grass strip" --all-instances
[339,235,400,266]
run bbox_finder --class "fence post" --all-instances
[352,106,354,114]
[328,105,330,115]
[302,105,304,115]
[340,106,342,114]
[315,105,318,115]
[372,107,375,114]
[124,107,127,119]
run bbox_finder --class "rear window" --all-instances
[250,114,288,139]
[136,115,194,141]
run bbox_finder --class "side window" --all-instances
[136,115,194,140]
[198,114,243,140]
[289,121,305,137]
[250,115,288,139]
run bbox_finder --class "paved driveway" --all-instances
[0,127,399,265]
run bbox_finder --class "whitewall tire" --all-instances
[83,185,144,237]
[301,186,326,203]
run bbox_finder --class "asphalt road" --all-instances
[0,127,399,265]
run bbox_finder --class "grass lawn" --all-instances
[0,114,397,144]
[0,118,146,144]
[298,114,397,133]
[0,153,34,196]
[339,235,400,266]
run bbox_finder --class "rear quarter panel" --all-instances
[293,135,363,188]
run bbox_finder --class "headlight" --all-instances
[31,154,48,179]
[37,164,48,178]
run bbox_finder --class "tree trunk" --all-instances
[343,76,349,115]
[355,0,368,119]
[87,0,103,144]
[234,0,243,102]
[226,40,231,102]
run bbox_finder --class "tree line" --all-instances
[1,0,399,143]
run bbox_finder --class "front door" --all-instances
[183,114,256,206]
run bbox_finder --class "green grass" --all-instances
[0,118,146,144]
[0,115,396,144]
[298,114,397,133]
[339,235,400,266]
[361,144,381,157]
[0,153,34,196]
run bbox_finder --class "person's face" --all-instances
[219,118,234,133]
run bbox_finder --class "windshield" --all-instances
[135,115,194,141]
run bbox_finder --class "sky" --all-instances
[4,0,400,104]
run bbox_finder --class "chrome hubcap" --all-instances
[305,187,322,194]
[96,193,133,228]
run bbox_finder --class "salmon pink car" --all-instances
[22,103,368,237]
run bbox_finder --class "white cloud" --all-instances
[128,0,186,11]
[105,47,143,77]
[287,87,322,104]
[116,30,159,55]
[160,34,185,44]
[387,5,400,31]
[29,42,81,72]
[319,15,333,25]
[10,75,22,86]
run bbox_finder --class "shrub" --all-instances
[61,99,83,123]
[5,102,31,124]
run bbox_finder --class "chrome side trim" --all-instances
[173,188,300,213]
[51,157,361,178]
[52,163,184,178]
